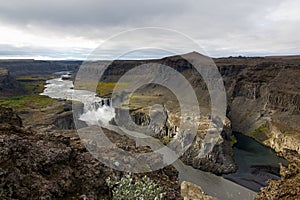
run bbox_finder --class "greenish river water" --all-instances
[224,132,288,192]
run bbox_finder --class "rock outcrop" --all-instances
[180,117,236,174]
[218,58,300,151]
[0,106,22,127]
[114,106,236,174]
[263,121,300,155]
[0,68,26,97]
[181,181,217,200]
[255,150,300,200]
[53,110,76,130]
[0,106,182,199]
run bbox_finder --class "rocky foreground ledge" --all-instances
[255,151,300,200]
[0,106,181,199]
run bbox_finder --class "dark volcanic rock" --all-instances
[0,108,182,199]
[0,68,26,97]
[255,151,300,200]
[0,106,22,127]
[181,139,237,175]
[53,111,75,130]
[115,106,237,175]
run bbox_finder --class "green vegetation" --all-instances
[16,75,51,94]
[0,75,57,111]
[20,81,45,94]
[275,148,281,153]
[230,136,238,147]
[16,75,54,81]
[96,82,128,97]
[75,81,128,97]
[106,174,165,200]
[162,136,170,144]
[0,95,56,111]
[251,124,270,142]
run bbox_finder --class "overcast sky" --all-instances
[0,0,300,60]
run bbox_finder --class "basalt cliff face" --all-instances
[100,53,300,155]
[216,56,300,154]
[114,106,236,174]
[0,68,26,97]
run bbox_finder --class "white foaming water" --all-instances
[80,105,115,125]
[41,77,115,125]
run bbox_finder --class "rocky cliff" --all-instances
[114,106,237,174]
[0,68,26,97]
[181,117,236,174]
[216,56,300,154]
[0,106,182,199]
[99,53,300,155]
[255,150,300,200]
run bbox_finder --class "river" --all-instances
[41,74,261,200]
[223,132,288,192]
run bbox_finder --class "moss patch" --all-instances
[19,81,45,94]
[230,136,238,147]
[0,95,57,111]
[96,82,128,97]
[16,75,53,94]
[16,75,54,81]
[75,81,128,98]
[250,124,270,142]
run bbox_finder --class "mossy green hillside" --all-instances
[16,75,53,94]
[0,95,56,111]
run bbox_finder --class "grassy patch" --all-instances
[96,82,128,97]
[75,81,128,97]
[16,75,54,81]
[161,136,170,145]
[0,95,56,111]
[275,148,280,153]
[19,81,45,94]
[16,75,52,94]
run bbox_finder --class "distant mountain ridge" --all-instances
[0,60,82,77]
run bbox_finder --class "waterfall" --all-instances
[41,74,115,125]
[80,97,114,125]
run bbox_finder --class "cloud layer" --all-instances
[0,0,299,59]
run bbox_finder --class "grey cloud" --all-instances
[0,44,90,60]
[0,0,186,28]
[0,0,299,58]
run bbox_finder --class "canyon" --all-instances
[0,53,299,199]
[99,53,300,155]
